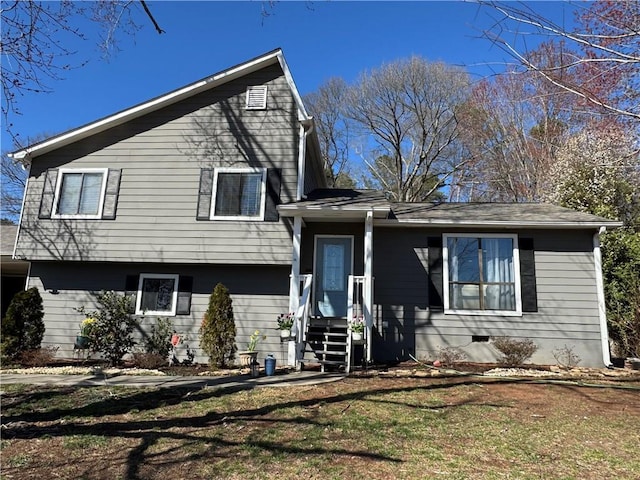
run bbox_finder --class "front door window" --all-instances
[314,236,353,317]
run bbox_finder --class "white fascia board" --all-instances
[275,52,310,121]
[278,205,390,219]
[374,218,624,229]
[12,50,284,161]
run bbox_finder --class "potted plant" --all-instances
[276,312,295,338]
[238,330,265,367]
[75,317,96,349]
[350,316,365,342]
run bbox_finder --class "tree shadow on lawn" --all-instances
[2,376,637,479]
[2,375,513,424]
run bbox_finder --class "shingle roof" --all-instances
[278,189,622,228]
[389,202,620,226]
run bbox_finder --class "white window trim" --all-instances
[246,85,268,110]
[442,233,522,317]
[51,168,108,219]
[210,167,267,221]
[135,273,179,316]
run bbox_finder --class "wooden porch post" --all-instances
[364,210,373,363]
[288,216,302,367]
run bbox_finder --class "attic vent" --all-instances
[246,85,268,110]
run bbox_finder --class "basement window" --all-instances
[136,274,179,316]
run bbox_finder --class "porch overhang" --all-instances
[278,188,391,221]
[278,204,390,221]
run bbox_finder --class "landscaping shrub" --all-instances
[552,344,582,369]
[200,283,236,368]
[143,317,173,359]
[19,346,59,367]
[491,336,538,366]
[77,291,138,366]
[1,287,45,361]
[434,345,467,366]
[131,352,166,369]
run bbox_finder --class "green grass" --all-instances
[0,378,639,479]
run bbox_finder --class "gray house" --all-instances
[12,49,621,369]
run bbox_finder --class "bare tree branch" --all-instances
[479,0,640,123]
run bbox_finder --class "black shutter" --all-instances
[176,276,193,315]
[196,168,214,220]
[124,275,139,314]
[519,237,538,312]
[102,169,122,220]
[38,169,59,219]
[427,236,444,311]
[264,168,281,222]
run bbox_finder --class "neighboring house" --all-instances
[1,224,29,319]
[11,49,621,369]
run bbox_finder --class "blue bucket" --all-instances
[264,354,276,376]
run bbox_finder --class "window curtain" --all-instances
[482,238,515,310]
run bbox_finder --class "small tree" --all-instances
[1,287,45,361]
[78,291,138,366]
[200,283,236,368]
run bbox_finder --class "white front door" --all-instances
[314,236,353,317]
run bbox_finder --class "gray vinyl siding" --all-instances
[371,227,606,367]
[28,262,290,364]
[16,63,299,265]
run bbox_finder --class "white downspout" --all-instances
[593,226,613,368]
[13,158,31,263]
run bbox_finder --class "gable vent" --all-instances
[246,85,268,110]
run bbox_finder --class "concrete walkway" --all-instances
[0,370,346,390]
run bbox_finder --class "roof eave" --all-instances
[374,218,624,229]
[278,205,390,219]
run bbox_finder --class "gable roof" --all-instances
[11,49,309,161]
[278,189,623,229]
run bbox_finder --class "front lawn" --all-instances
[1,376,639,479]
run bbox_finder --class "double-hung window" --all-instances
[443,234,522,316]
[53,168,108,218]
[135,274,179,316]
[211,168,266,220]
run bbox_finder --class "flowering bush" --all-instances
[350,315,365,333]
[76,291,138,366]
[276,312,295,330]
[247,330,266,351]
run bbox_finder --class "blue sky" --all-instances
[2,1,577,150]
